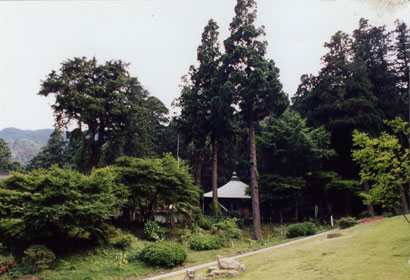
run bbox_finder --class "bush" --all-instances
[22,245,55,272]
[139,242,186,268]
[108,232,135,250]
[143,220,166,242]
[189,234,222,251]
[210,218,242,239]
[210,218,242,247]
[195,215,215,230]
[338,217,358,229]
[126,248,141,263]
[286,222,317,238]
[0,254,16,275]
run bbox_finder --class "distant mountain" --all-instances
[0,128,53,166]
[0,128,53,146]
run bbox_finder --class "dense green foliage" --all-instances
[292,20,409,180]
[139,242,187,268]
[22,245,56,272]
[111,154,200,223]
[286,222,317,238]
[188,234,222,251]
[337,217,358,229]
[352,118,409,212]
[0,167,128,250]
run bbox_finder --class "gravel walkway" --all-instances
[143,229,337,280]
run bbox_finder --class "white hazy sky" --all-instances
[0,0,408,130]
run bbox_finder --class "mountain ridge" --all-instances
[0,127,54,166]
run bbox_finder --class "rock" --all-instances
[184,269,196,280]
[227,270,240,277]
[207,266,219,272]
[327,233,342,239]
[238,264,246,272]
[209,269,228,276]
[217,255,242,270]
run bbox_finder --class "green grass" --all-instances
[0,223,331,280]
[166,216,410,280]
[1,223,322,280]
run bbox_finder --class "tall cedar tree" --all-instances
[177,19,234,202]
[224,0,288,239]
[39,57,167,172]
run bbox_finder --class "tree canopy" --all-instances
[39,57,168,172]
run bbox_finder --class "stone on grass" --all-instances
[217,255,245,271]
[209,269,228,276]
[207,266,219,272]
[184,269,196,280]
[227,270,240,277]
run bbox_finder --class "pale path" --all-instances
[143,229,337,280]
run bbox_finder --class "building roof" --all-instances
[203,172,251,199]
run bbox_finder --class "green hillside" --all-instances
[0,128,53,166]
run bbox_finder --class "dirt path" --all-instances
[143,229,337,280]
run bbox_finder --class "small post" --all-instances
[331,215,334,227]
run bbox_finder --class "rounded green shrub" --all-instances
[139,242,186,268]
[189,234,222,251]
[286,222,317,238]
[22,245,55,272]
[338,217,358,229]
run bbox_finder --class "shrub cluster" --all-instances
[286,222,317,238]
[338,217,358,229]
[189,234,222,251]
[143,220,166,242]
[22,245,55,272]
[211,218,242,239]
[139,242,186,268]
[108,232,135,250]
[0,254,16,275]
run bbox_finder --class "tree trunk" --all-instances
[194,149,203,188]
[363,181,375,216]
[211,134,218,203]
[249,117,262,240]
[398,183,409,213]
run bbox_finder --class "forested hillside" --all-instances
[0,128,53,165]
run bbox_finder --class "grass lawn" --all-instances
[11,224,309,280]
[166,216,410,280]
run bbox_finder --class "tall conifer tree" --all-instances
[223,0,288,239]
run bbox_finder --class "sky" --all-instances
[0,0,408,130]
